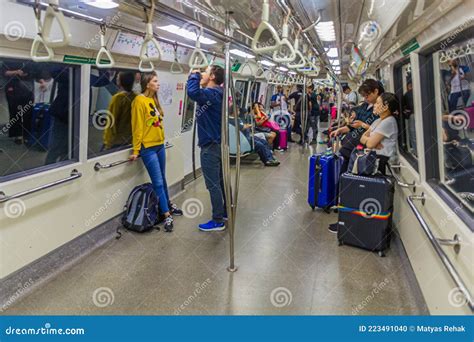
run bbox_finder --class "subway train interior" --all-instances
[0,0,473,322]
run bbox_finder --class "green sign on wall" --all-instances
[63,55,110,65]
[401,38,420,56]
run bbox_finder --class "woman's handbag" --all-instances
[348,145,379,175]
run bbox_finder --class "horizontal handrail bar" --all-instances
[407,194,473,312]
[0,169,81,203]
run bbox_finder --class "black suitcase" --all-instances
[337,172,395,257]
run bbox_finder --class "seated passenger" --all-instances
[359,92,399,175]
[238,119,280,167]
[252,102,280,149]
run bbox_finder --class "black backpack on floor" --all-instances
[120,183,160,234]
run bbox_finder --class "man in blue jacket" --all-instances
[187,65,226,231]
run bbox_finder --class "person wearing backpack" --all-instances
[129,71,182,232]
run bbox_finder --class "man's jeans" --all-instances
[200,143,226,222]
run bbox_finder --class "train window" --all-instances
[181,85,195,133]
[436,39,473,211]
[394,61,418,170]
[0,58,79,179]
[87,68,141,158]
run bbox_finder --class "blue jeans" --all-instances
[254,136,274,163]
[200,143,226,222]
[141,144,170,214]
[449,92,462,112]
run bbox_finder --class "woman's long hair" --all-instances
[140,71,164,117]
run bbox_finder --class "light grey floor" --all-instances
[4,141,428,315]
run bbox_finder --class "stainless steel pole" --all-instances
[222,11,238,272]
[301,75,308,147]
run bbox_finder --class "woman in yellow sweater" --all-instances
[129,71,182,232]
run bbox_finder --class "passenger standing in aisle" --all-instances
[187,65,226,231]
[129,71,182,232]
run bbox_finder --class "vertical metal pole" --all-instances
[301,75,308,147]
[222,11,238,272]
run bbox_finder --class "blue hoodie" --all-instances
[187,73,223,147]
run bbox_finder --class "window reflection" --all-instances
[438,40,473,209]
[400,63,418,158]
[88,68,140,158]
[0,59,76,178]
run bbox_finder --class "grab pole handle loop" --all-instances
[30,4,54,62]
[139,59,155,72]
[287,38,306,69]
[41,0,71,48]
[251,0,281,54]
[273,22,296,63]
[188,25,209,70]
[170,41,184,74]
[95,25,115,69]
[140,23,164,62]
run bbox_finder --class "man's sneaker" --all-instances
[164,216,174,232]
[169,203,183,216]
[198,220,225,231]
[265,159,280,167]
[328,223,338,234]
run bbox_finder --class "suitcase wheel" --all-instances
[323,207,331,214]
[311,205,315,211]
[338,239,343,246]
[378,250,386,257]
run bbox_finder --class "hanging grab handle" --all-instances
[139,1,164,63]
[41,0,71,48]
[287,36,306,69]
[170,42,184,74]
[30,4,54,62]
[139,60,155,72]
[188,25,209,70]
[273,11,296,63]
[240,57,253,75]
[251,0,281,54]
[95,25,115,69]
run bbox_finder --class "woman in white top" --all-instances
[360,92,399,174]
[448,59,466,112]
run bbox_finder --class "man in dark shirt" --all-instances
[187,65,226,231]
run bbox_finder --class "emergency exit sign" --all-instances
[401,38,420,56]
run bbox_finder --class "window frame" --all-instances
[418,27,474,228]
[0,57,81,183]
[87,67,140,159]
[393,58,419,171]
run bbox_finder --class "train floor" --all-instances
[4,142,428,315]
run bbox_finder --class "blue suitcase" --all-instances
[29,103,52,150]
[307,151,343,212]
